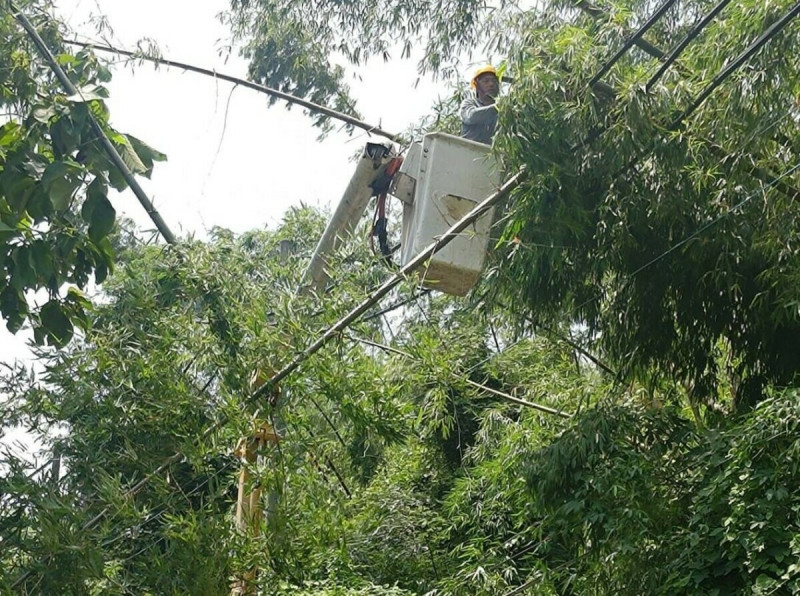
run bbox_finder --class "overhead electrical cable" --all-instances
[361,289,433,322]
[349,334,572,418]
[625,161,800,281]
[607,1,800,189]
[668,1,800,131]
[576,0,728,148]
[587,0,678,88]
[65,39,404,144]
[575,0,800,202]
[645,0,733,91]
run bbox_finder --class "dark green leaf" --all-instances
[88,194,116,242]
[40,299,73,346]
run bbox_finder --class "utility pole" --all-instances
[230,373,281,596]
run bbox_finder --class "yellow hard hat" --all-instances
[471,65,498,88]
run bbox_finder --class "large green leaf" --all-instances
[42,161,81,211]
[0,285,27,333]
[32,105,56,123]
[116,135,148,175]
[40,299,73,346]
[126,134,167,178]
[49,116,81,157]
[80,178,104,222]
[88,193,116,242]
[0,121,22,147]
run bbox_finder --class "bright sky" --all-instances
[2,0,457,456]
[60,0,447,235]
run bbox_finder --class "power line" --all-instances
[576,1,800,202]
[668,1,800,131]
[65,39,404,145]
[348,334,572,418]
[362,289,432,322]
[587,0,678,89]
[607,1,800,187]
[626,161,800,281]
[645,0,733,91]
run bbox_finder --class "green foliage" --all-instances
[489,0,800,412]
[346,444,454,592]
[4,2,800,595]
[0,4,165,344]
[510,390,800,595]
[273,581,416,595]
[224,0,506,131]
[663,391,800,594]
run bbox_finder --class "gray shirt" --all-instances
[460,96,498,145]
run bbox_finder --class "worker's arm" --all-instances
[460,98,497,125]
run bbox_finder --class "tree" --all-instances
[223,0,511,133]
[0,1,165,346]
[489,0,800,412]
[227,0,800,412]
[0,199,588,593]
[4,1,800,594]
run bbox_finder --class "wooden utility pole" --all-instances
[230,371,281,596]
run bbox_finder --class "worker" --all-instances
[460,65,499,145]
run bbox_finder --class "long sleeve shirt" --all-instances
[460,96,498,145]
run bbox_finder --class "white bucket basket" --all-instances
[398,132,501,296]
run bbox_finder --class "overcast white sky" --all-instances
[2,0,468,455]
[59,0,451,235]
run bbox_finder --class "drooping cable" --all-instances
[65,39,403,144]
[626,161,800,281]
[569,159,800,318]
[348,334,572,418]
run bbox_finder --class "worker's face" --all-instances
[476,73,499,99]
